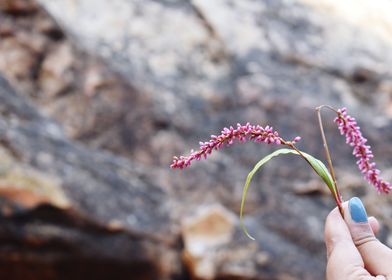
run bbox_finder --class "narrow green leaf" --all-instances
[240,148,335,240]
[240,148,296,240]
[300,152,336,196]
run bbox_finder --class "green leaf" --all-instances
[300,151,336,196]
[240,148,335,240]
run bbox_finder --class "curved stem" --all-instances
[315,105,339,114]
[316,106,344,216]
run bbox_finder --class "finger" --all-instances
[345,197,392,276]
[325,203,371,279]
[369,216,380,236]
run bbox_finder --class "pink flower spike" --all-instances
[334,108,392,194]
[170,123,301,169]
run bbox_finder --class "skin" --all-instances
[325,201,392,279]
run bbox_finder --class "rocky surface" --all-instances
[1,0,392,279]
[0,75,183,279]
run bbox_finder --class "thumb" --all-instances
[345,197,392,276]
[325,204,371,280]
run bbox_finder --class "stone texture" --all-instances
[1,0,392,279]
[0,75,182,279]
[182,204,236,279]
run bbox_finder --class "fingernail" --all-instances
[349,197,368,223]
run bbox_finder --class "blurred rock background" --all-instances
[1,0,392,279]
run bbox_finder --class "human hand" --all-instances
[325,197,392,279]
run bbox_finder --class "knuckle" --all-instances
[353,233,378,248]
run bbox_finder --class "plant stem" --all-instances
[316,106,344,216]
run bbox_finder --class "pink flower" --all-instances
[171,123,300,169]
[335,108,391,193]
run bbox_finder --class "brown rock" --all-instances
[182,204,236,279]
[38,43,73,98]
[0,38,35,80]
[0,0,38,14]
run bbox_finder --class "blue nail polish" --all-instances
[349,197,368,223]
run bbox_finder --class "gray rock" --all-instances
[2,0,392,279]
[0,75,182,280]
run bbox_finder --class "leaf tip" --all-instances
[246,233,256,241]
[240,219,256,241]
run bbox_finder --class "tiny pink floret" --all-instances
[171,123,300,169]
[335,108,391,193]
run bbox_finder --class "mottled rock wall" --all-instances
[1,0,392,279]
